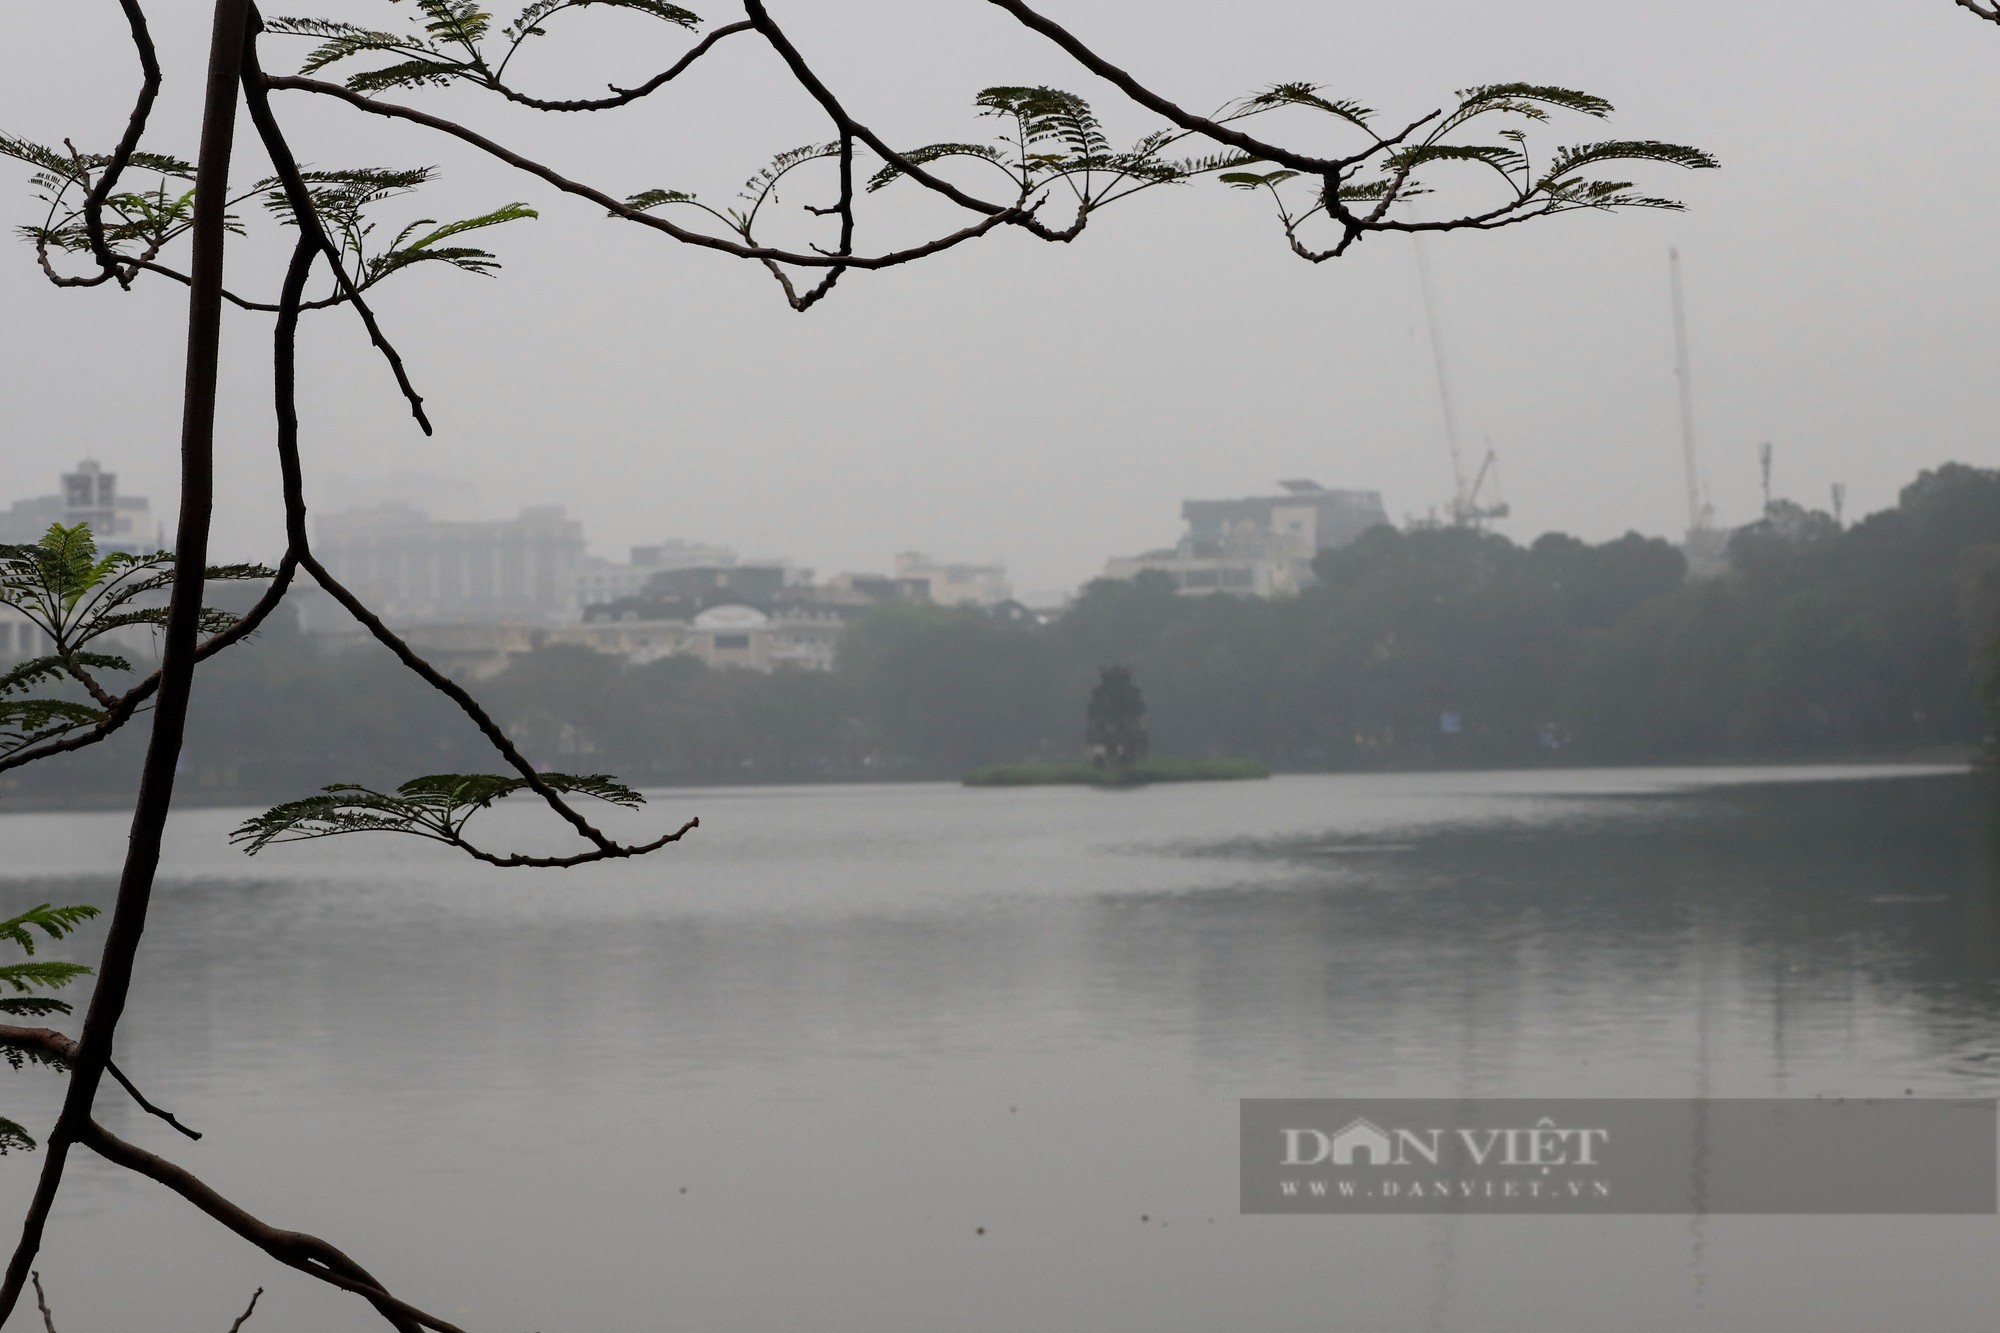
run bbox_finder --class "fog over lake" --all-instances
[3,765,1994,1333]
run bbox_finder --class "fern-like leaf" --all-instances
[233,772,646,855]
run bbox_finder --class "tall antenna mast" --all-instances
[1669,248,1709,532]
[1758,441,1773,514]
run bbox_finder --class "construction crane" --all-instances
[1670,248,1729,577]
[1670,248,1714,534]
[1411,232,1508,527]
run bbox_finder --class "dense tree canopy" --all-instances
[8,462,1997,804]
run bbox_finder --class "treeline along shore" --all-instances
[8,464,1999,807]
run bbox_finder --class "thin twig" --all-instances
[451,816,699,867]
[104,1060,201,1140]
[241,10,433,435]
[29,1272,54,1333]
[226,1288,263,1333]
[497,19,754,110]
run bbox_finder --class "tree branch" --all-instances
[982,0,1344,173]
[263,74,1030,271]
[104,1059,201,1140]
[0,0,252,1319]
[739,0,1029,221]
[0,1028,75,1065]
[241,11,433,436]
[496,19,755,110]
[261,227,685,863]
[78,1119,459,1333]
[77,0,164,287]
[451,815,699,867]
[227,1289,264,1333]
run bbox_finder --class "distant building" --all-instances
[1104,479,1389,596]
[0,459,157,554]
[1,460,160,659]
[569,561,922,674]
[575,539,738,609]
[314,503,584,626]
[892,552,1012,607]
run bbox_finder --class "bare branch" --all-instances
[1957,0,2000,21]
[0,1028,75,1066]
[0,1027,200,1138]
[982,0,1344,174]
[242,12,433,436]
[105,1060,201,1140]
[299,553,687,858]
[499,19,755,111]
[453,815,700,867]
[739,0,1029,221]
[259,226,687,862]
[79,1119,459,1333]
[227,1289,264,1333]
[79,0,165,286]
[264,74,1032,271]
[29,1272,54,1333]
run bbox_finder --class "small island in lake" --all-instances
[964,757,1270,787]
[964,665,1267,787]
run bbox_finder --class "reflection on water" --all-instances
[0,766,1995,1333]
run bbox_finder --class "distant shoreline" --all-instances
[0,749,1974,814]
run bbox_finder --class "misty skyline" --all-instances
[3,0,1996,595]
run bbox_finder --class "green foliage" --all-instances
[33,466,2000,802]
[260,167,536,289]
[0,903,100,1152]
[1216,78,1717,246]
[0,523,270,758]
[869,86,1254,217]
[232,771,644,854]
[268,0,701,94]
[0,127,529,295]
[0,133,224,263]
[629,143,842,244]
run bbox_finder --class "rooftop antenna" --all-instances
[1758,441,1773,515]
[1831,482,1847,527]
[1670,248,1712,532]
[1411,229,1508,526]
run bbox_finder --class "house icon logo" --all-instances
[1330,1117,1396,1166]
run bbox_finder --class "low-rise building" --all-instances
[892,552,1011,607]
[1104,479,1390,596]
[575,539,739,609]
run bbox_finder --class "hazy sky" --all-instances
[4,0,1998,595]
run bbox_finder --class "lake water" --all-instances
[1,764,1996,1332]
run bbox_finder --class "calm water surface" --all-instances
[1,765,1995,1332]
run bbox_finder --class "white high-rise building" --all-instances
[314,503,585,626]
